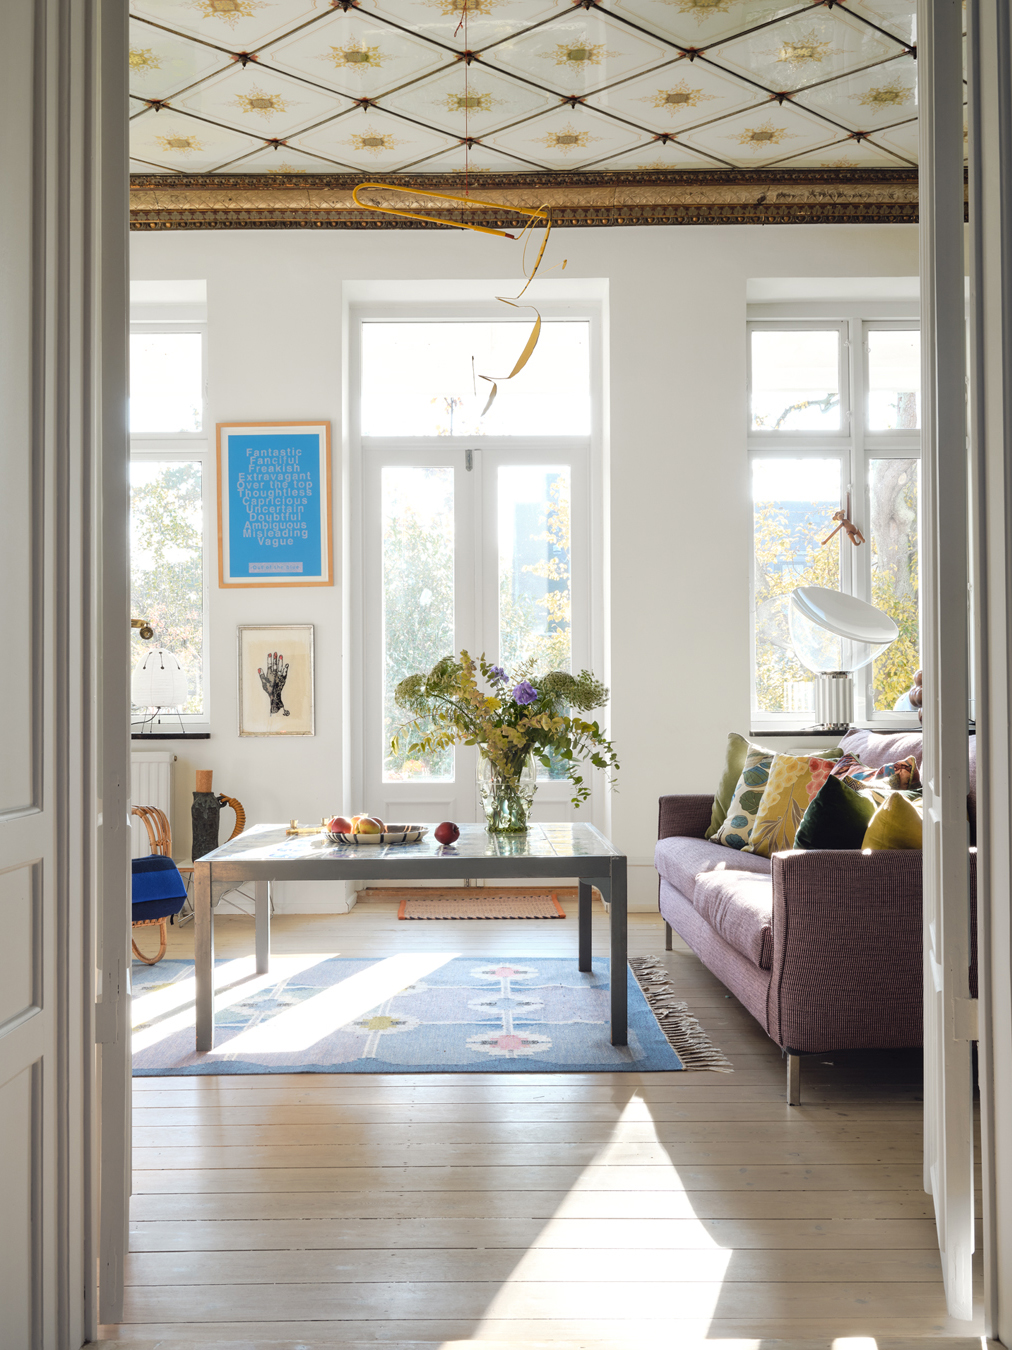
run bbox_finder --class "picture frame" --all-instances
[217,421,333,588]
[237,625,315,737]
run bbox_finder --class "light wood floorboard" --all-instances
[101,902,983,1343]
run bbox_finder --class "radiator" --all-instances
[130,750,176,859]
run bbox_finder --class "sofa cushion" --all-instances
[654,835,771,901]
[705,733,772,840]
[842,727,977,840]
[745,753,836,857]
[714,746,775,850]
[862,791,924,850]
[796,773,878,850]
[692,870,774,970]
[839,728,923,772]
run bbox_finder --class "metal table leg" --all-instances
[578,879,593,972]
[255,879,271,975]
[610,857,628,1046]
[194,862,214,1052]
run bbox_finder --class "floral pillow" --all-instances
[714,747,775,851]
[831,753,921,791]
[745,753,837,858]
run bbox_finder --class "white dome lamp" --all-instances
[132,648,190,735]
[789,586,899,731]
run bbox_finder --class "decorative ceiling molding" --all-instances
[129,167,920,228]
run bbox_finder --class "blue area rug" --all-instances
[130,954,728,1076]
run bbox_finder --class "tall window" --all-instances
[129,321,209,727]
[749,317,920,729]
[355,310,598,824]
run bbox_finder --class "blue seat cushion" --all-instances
[131,854,188,918]
[132,896,185,923]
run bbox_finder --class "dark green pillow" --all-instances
[705,733,843,841]
[795,773,876,850]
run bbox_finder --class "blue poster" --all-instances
[218,423,332,587]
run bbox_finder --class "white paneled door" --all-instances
[0,1,131,1342]
[361,440,592,831]
[918,0,976,1323]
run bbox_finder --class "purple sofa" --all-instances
[655,729,976,1101]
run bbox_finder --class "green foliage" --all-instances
[130,462,203,714]
[382,483,455,779]
[753,500,840,714]
[391,652,618,808]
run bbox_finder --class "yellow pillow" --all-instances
[861,792,923,850]
[745,753,836,858]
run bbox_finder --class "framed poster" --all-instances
[238,625,315,737]
[217,421,333,587]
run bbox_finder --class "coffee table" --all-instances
[192,821,627,1051]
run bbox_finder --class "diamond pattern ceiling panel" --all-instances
[130,106,265,171]
[480,12,677,97]
[589,137,731,170]
[261,10,452,100]
[707,10,904,94]
[291,106,458,172]
[837,0,917,45]
[769,132,911,168]
[173,62,352,137]
[369,0,571,52]
[129,18,231,100]
[584,56,767,135]
[486,103,650,169]
[792,54,916,131]
[131,0,325,50]
[676,100,848,166]
[128,0,921,177]
[606,0,816,49]
[376,62,558,138]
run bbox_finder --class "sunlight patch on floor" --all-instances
[475,1091,733,1328]
[131,954,334,1053]
[208,951,460,1055]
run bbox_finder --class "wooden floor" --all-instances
[99,898,984,1348]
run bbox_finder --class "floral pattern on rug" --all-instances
[131,955,685,1075]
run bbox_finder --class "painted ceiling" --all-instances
[128,0,920,177]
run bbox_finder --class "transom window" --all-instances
[748,316,921,729]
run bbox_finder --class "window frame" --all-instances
[347,296,607,826]
[129,319,211,733]
[747,308,921,733]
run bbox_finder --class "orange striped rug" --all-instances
[397,893,566,920]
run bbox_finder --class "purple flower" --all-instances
[513,681,538,706]
[489,665,507,685]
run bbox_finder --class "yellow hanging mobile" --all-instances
[350,182,564,415]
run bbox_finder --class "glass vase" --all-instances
[477,750,537,833]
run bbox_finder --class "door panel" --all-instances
[0,0,131,1341]
[363,442,591,830]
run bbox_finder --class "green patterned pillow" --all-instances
[714,747,775,851]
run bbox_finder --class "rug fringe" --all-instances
[629,956,734,1072]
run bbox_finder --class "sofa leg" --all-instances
[664,921,673,952]
[786,1053,801,1106]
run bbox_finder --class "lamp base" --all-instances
[814,671,853,733]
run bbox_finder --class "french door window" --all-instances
[748,316,921,729]
[355,313,597,824]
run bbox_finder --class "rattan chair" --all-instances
[131,798,246,962]
[131,806,186,965]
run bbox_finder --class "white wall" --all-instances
[130,223,919,911]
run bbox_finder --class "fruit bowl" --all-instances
[324,825,428,846]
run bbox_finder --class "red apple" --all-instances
[434,821,460,845]
[328,816,353,834]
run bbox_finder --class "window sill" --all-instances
[750,723,923,739]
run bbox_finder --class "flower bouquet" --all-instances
[392,652,619,832]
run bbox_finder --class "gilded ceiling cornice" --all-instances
[129,169,921,229]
